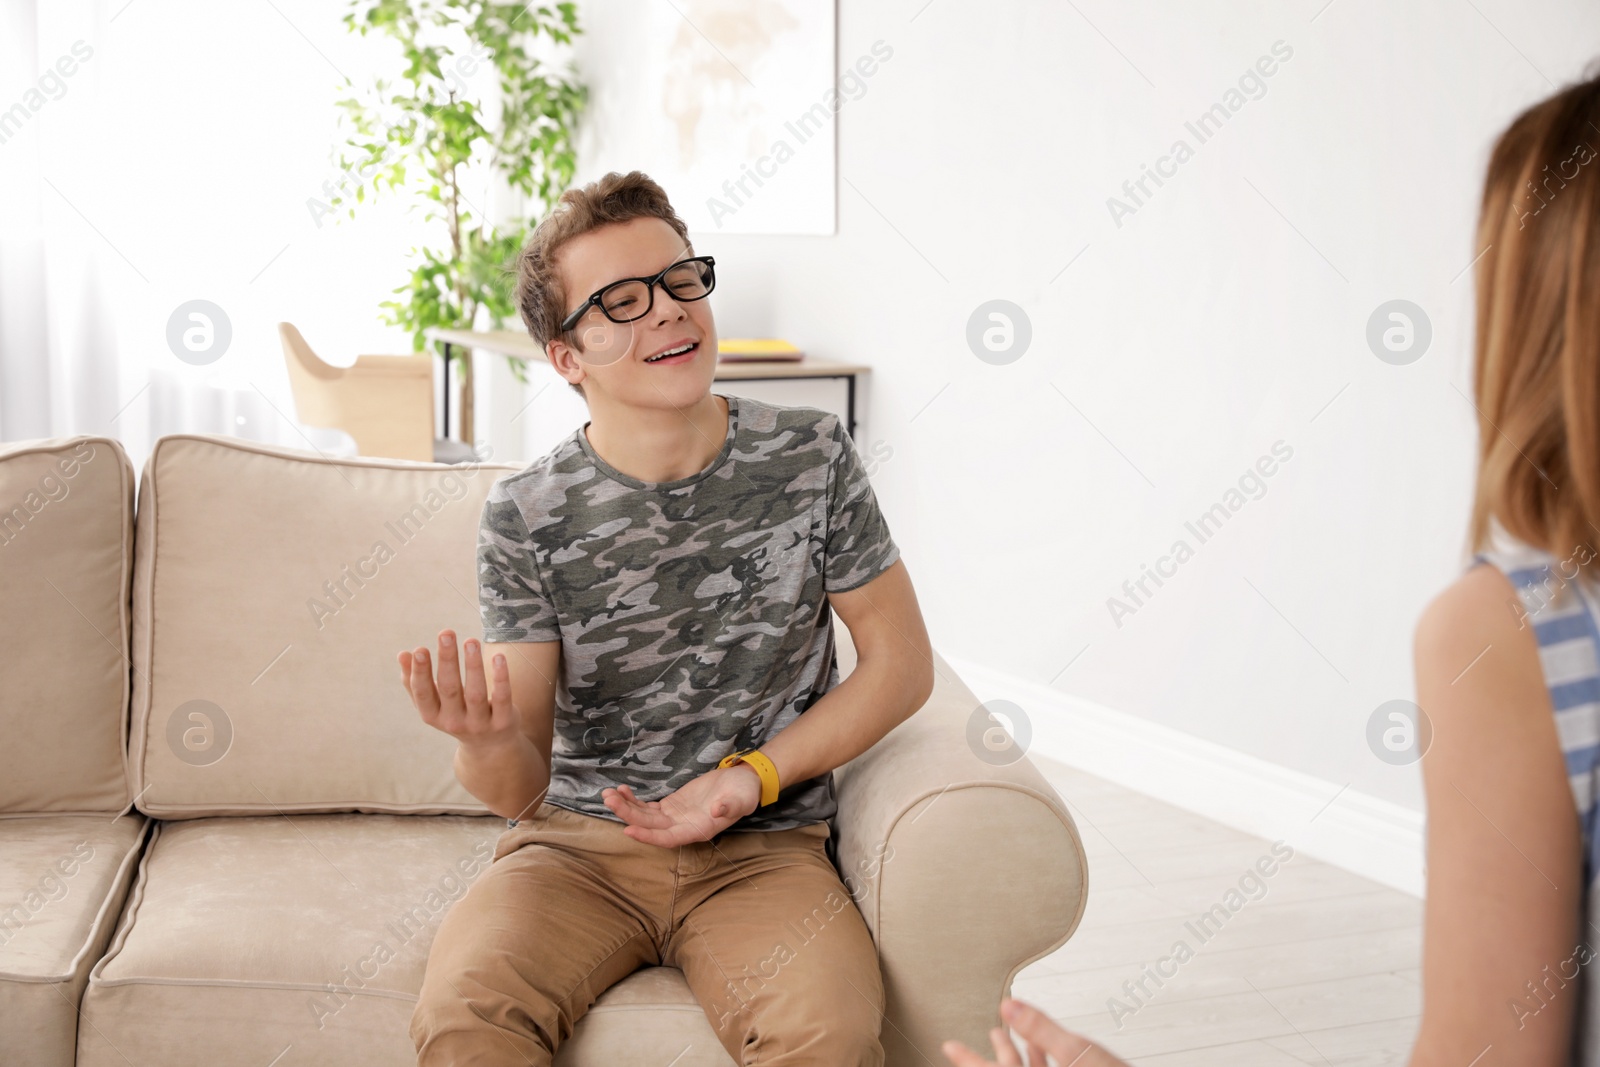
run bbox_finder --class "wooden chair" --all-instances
[279,323,435,462]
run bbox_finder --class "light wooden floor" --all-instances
[1012,755,1423,1066]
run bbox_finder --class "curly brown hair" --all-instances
[513,171,692,399]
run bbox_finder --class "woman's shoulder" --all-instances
[1415,559,1528,665]
[1413,559,1558,758]
[1416,532,1580,665]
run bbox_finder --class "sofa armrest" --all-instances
[831,637,1089,1067]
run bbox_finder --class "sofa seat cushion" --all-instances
[555,964,738,1066]
[0,814,150,1067]
[76,813,740,1066]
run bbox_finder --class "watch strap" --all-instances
[718,748,781,807]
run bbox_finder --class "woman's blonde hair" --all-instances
[1469,69,1600,578]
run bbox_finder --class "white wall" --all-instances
[564,0,1600,827]
[34,0,1600,846]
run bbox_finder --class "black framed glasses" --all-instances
[560,255,717,333]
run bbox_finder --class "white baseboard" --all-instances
[943,655,1426,897]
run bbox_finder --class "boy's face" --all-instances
[547,216,718,409]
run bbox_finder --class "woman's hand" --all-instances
[941,999,1129,1067]
[601,763,763,847]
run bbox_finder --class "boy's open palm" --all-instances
[601,766,762,847]
[397,629,518,750]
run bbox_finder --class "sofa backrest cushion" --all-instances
[128,434,524,818]
[0,436,135,814]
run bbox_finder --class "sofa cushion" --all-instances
[0,813,150,1067]
[0,436,134,814]
[128,435,524,817]
[75,814,740,1067]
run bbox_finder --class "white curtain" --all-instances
[0,0,428,473]
[0,0,130,450]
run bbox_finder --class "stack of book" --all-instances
[716,338,804,362]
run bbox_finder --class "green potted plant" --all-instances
[326,0,586,444]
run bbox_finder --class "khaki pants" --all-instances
[409,802,887,1066]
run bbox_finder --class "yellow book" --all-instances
[717,337,804,362]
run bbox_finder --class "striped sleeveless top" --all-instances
[1472,536,1600,1063]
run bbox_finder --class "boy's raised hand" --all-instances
[941,999,1128,1067]
[601,764,763,847]
[398,629,518,750]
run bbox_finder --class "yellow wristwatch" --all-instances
[718,748,781,807]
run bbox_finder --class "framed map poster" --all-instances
[572,0,838,235]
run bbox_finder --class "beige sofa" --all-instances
[0,432,1088,1067]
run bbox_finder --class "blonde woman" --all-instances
[944,68,1600,1067]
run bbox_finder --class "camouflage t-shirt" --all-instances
[476,394,900,832]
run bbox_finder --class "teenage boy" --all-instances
[400,170,934,1066]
